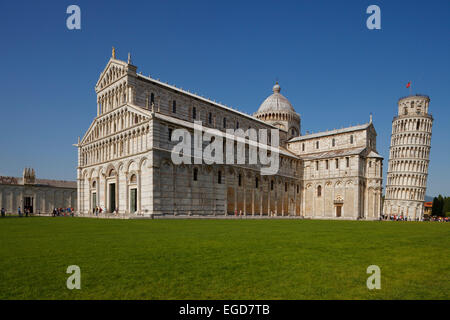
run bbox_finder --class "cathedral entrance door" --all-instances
[335,205,342,217]
[109,183,116,213]
[92,192,97,210]
[130,188,137,213]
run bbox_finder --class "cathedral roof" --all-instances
[366,150,383,159]
[256,82,296,114]
[136,74,281,130]
[300,147,366,160]
[299,147,383,161]
[288,123,373,142]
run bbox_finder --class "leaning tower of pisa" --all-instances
[383,95,433,220]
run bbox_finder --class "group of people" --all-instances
[0,207,38,217]
[379,214,419,221]
[425,216,449,222]
[379,214,449,222]
[52,207,74,217]
[93,206,106,216]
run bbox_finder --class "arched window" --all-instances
[238,174,242,186]
[193,168,198,181]
[172,100,176,113]
[271,180,274,190]
[255,177,259,189]
[218,171,222,184]
[130,174,137,183]
[316,141,319,149]
[350,135,354,144]
[302,143,305,151]
[332,138,335,147]
[209,112,212,124]
[223,117,227,128]
[317,185,322,197]
[297,185,299,193]
[150,93,155,105]
[416,121,420,130]
[192,107,197,119]
[236,121,239,129]
[92,181,96,188]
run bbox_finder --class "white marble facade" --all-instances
[76,52,383,219]
[383,95,433,220]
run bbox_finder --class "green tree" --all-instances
[431,197,440,216]
[431,196,445,217]
[443,197,450,217]
[438,195,445,217]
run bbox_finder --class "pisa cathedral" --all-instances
[383,95,433,219]
[76,51,383,219]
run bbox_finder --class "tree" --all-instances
[437,195,445,217]
[431,195,444,217]
[443,197,450,217]
[431,197,440,216]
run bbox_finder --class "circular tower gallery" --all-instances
[383,95,433,220]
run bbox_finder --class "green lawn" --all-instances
[0,217,448,300]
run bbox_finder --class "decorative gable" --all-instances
[95,58,134,93]
[80,104,151,145]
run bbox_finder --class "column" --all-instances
[252,189,255,216]
[88,178,92,213]
[243,187,246,216]
[115,174,119,213]
[137,170,142,214]
[125,172,129,214]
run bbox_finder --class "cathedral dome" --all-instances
[256,82,295,113]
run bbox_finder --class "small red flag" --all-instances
[406,82,411,88]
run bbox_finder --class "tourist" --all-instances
[1,208,5,217]
[25,208,29,217]
[18,206,22,217]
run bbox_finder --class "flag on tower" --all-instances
[406,81,411,88]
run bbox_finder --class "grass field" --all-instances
[0,217,448,300]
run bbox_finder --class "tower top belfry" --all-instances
[397,94,430,117]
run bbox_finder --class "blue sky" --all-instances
[0,0,449,197]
